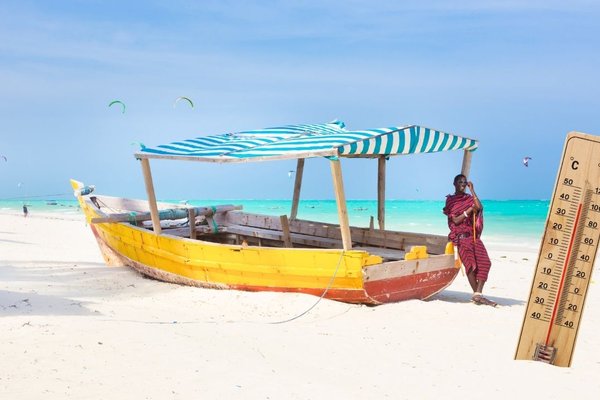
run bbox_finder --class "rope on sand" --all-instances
[267,250,345,325]
[99,251,348,326]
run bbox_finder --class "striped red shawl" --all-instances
[443,193,484,243]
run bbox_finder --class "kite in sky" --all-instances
[288,170,295,178]
[131,141,146,150]
[174,96,194,108]
[109,100,126,114]
[1,155,6,162]
[523,156,532,167]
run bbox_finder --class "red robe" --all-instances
[443,192,491,281]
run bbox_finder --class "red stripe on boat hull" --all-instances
[228,284,375,304]
[364,268,459,303]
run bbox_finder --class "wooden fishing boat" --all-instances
[73,121,478,305]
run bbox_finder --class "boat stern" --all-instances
[362,254,458,304]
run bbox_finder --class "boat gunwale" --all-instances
[83,195,449,257]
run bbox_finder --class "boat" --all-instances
[72,121,478,305]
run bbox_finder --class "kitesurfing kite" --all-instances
[174,96,194,108]
[109,100,126,114]
[523,156,532,167]
[288,170,295,178]
[1,155,6,162]
[131,141,146,150]
[329,119,345,128]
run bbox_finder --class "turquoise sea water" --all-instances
[1,198,549,245]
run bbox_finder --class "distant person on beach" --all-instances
[443,174,496,307]
[23,204,28,218]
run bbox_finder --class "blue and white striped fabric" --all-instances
[338,125,478,156]
[138,121,478,162]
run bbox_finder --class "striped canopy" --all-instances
[136,121,478,163]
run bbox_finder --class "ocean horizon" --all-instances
[1,198,549,247]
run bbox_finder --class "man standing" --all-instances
[443,174,496,307]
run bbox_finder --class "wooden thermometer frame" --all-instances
[516,131,600,367]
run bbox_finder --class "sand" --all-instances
[1,211,599,399]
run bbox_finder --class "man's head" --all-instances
[453,174,468,193]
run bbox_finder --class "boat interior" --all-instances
[87,195,449,262]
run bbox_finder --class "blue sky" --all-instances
[1,1,599,201]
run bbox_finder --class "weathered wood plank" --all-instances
[188,208,196,240]
[140,158,162,235]
[290,158,305,220]
[225,224,344,248]
[87,195,179,213]
[354,246,406,261]
[91,205,241,224]
[156,225,229,238]
[223,212,447,254]
[330,159,352,250]
[135,149,338,163]
[363,254,454,282]
[461,149,473,178]
[378,156,386,230]
[280,215,293,248]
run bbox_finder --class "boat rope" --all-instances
[92,197,119,213]
[209,206,219,233]
[0,192,72,201]
[267,250,346,325]
[128,212,138,226]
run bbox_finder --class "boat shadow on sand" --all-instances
[0,261,178,317]
[432,289,526,307]
[0,289,98,317]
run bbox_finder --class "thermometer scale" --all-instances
[515,131,600,367]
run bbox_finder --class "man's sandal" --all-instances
[472,293,498,307]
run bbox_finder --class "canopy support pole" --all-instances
[140,158,162,235]
[188,208,196,240]
[377,156,386,230]
[461,149,473,178]
[290,158,305,220]
[330,159,352,250]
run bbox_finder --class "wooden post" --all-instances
[188,208,196,240]
[330,159,352,250]
[461,149,473,178]
[290,158,305,220]
[280,215,293,248]
[140,158,162,235]
[377,156,386,230]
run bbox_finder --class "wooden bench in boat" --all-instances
[220,211,447,255]
[120,206,445,260]
[224,224,344,248]
[163,225,405,260]
[160,223,343,248]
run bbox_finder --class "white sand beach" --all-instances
[1,211,599,399]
